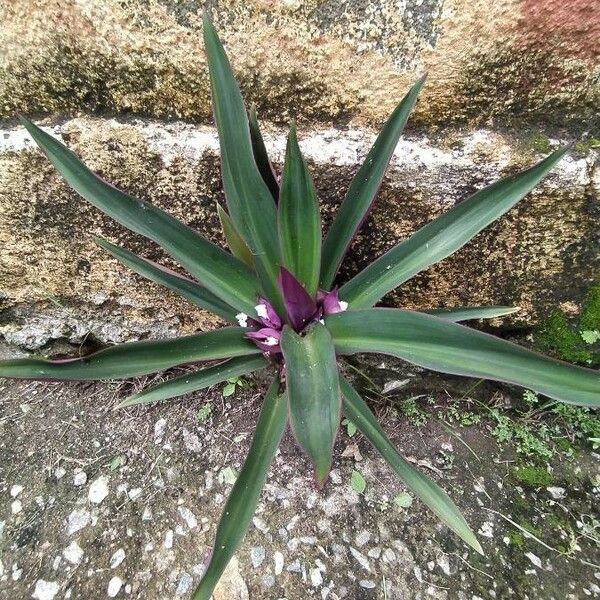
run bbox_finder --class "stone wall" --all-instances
[0,0,599,348]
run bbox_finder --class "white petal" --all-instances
[339,301,348,311]
[264,336,279,346]
[254,304,268,319]
[235,313,248,327]
[318,319,325,325]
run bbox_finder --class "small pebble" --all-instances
[110,548,125,569]
[11,500,22,515]
[360,580,376,589]
[32,580,59,600]
[73,471,87,486]
[176,573,193,597]
[66,510,91,535]
[63,541,84,565]
[10,485,23,498]
[54,467,66,481]
[107,576,123,597]
[310,568,323,587]
[178,506,198,529]
[88,476,110,504]
[164,530,174,549]
[274,551,284,575]
[250,546,266,568]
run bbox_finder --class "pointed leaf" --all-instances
[19,117,260,315]
[423,306,520,322]
[216,204,254,268]
[192,377,287,600]
[203,17,283,314]
[248,106,279,201]
[278,267,317,331]
[328,309,600,407]
[95,236,236,321]
[117,355,268,407]
[341,377,483,553]
[340,146,570,308]
[0,328,258,380]
[280,323,341,484]
[320,75,426,289]
[278,123,322,295]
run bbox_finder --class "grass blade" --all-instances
[0,328,258,380]
[281,323,341,484]
[117,355,268,407]
[192,376,287,600]
[19,117,260,315]
[328,308,600,407]
[278,123,321,295]
[340,146,570,308]
[341,377,483,554]
[320,75,426,289]
[95,236,237,321]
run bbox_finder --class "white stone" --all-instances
[110,548,125,569]
[349,547,370,571]
[525,552,543,569]
[141,507,153,521]
[178,506,198,529]
[547,486,566,499]
[88,476,109,504]
[478,521,494,538]
[182,429,202,453]
[355,531,371,547]
[176,573,193,597]
[66,510,91,535]
[128,488,142,501]
[164,529,174,549]
[274,551,284,575]
[11,500,22,514]
[54,467,66,480]
[310,568,323,587]
[32,580,59,600]
[10,485,23,497]
[63,541,84,565]
[154,418,167,442]
[107,576,123,597]
[73,471,87,486]
[250,546,266,568]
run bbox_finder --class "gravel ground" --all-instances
[1,349,599,600]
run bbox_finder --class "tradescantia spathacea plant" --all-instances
[2,15,599,599]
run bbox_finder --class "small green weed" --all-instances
[222,376,247,398]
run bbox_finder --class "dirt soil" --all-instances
[0,347,599,599]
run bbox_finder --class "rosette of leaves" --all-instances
[2,16,598,599]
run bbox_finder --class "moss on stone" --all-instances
[512,465,554,488]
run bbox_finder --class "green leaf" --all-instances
[423,306,520,322]
[0,327,259,380]
[222,383,236,397]
[394,492,413,508]
[18,117,260,316]
[340,146,570,308]
[342,418,357,437]
[278,123,322,296]
[340,377,483,553]
[248,106,279,201]
[320,75,426,289]
[280,323,341,484]
[350,469,367,494]
[95,236,237,322]
[216,204,254,268]
[116,355,268,407]
[192,377,287,600]
[203,17,283,314]
[197,403,212,422]
[581,330,600,344]
[218,466,238,485]
[328,309,600,407]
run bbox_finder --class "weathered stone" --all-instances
[1,117,597,350]
[0,1,597,128]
